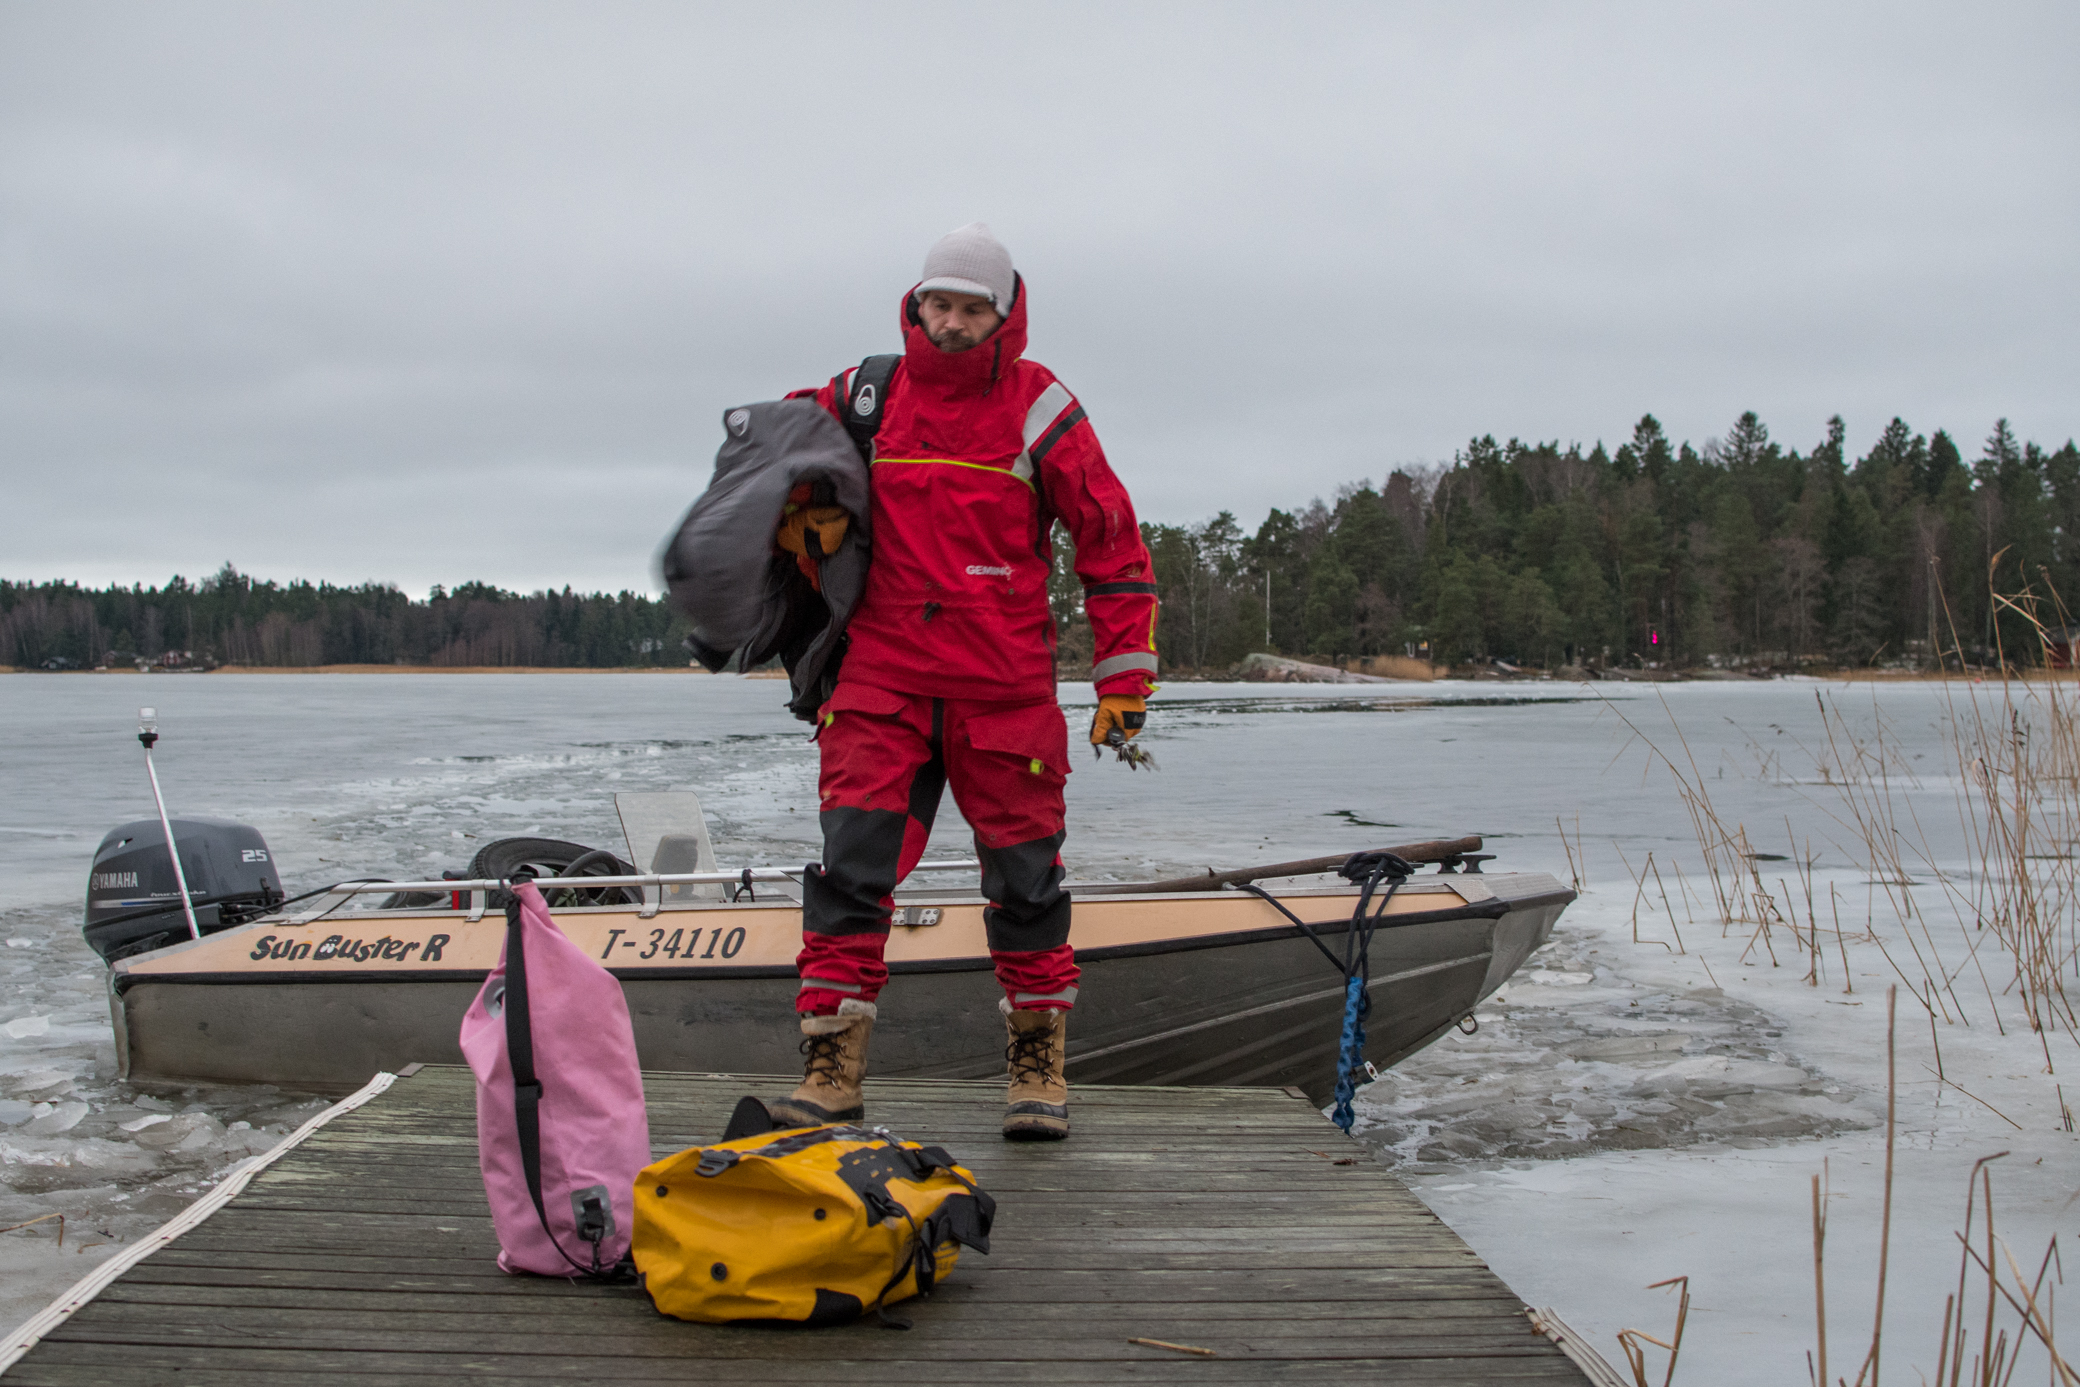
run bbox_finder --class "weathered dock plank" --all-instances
[1,1067,1589,1385]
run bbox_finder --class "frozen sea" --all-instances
[1,669,2076,1381]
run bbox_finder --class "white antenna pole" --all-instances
[137,708,202,941]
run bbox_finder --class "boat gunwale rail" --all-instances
[298,859,981,898]
[277,860,981,924]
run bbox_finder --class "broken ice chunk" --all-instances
[1633,1056,1810,1095]
[7,1070,72,1099]
[132,1113,224,1151]
[1567,1034,1689,1062]
[25,1100,88,1134]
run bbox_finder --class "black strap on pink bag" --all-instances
[502,874,632,1281]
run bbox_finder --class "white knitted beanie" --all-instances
[915,222,1016,315]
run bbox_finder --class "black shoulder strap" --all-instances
[843,354,901,458]
[504,887,622,1279]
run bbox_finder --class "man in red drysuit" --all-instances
[767,223,1157,1140]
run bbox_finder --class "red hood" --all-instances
[899,275,1027,399]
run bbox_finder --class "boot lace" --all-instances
[1005,1026,1054,1085]
[800,1031,848,1086]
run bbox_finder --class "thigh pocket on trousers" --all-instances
[817,682,913,731]
[961,703,1071,790]
[817,684,926,810]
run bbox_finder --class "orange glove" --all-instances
[1089,694,1147,746]
[776,486,850,589]
[776,506,849,556]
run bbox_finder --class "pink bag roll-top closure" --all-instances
[461,879,651,1275]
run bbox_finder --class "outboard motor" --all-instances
[84,818,284,963]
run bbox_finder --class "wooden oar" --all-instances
[1074,836,1484,895]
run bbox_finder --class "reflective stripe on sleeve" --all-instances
[1092,652,1159,681]
[1010,382,1079,482]
[1084,581,1159,596]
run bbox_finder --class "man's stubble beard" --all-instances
[927,327,983,353]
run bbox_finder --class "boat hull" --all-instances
[110,872,1572,1099]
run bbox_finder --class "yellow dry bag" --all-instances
[633,1121,995,1325]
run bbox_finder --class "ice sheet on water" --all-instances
[0,899,335,1332]
[1352,927,1869,1170]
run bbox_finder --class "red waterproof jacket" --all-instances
[798,281,1158,704]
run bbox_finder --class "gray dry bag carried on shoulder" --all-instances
[659,359,893,721]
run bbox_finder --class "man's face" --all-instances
[917,289,1004,353]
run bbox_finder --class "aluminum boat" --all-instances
[104,876,1567,1101]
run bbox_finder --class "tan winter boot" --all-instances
[766,998,874,1128]
[1002,999,1069,1141]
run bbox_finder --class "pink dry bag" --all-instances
[461,877,650,1276]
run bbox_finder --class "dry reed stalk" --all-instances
[1893,918,1957,1024]
[1917,568,2080,1070]
[1921,1067,2024,1131]
[1935,1153,2004,1384]
[1929,1152,2078,1385]
[1803,694,1967,1022]
[1997,1241,2077,1385]
[1808,691,1919,900]
[1848,986,1898,1387]
[1668,858,1702,919]
[1896,818,2009,1030]
[1647,690,1747,914]
[1813,1164,1830,1387]
[1916,917,1972,1029]
[1615,847,1682,955]
[1738,833,1785,966]
[1126,1337,1217,1357]
[1932,1293,1955,1387]
[0,1213,63,1246]
[1781,875,1810,961]
[1858,909,1943,1019]
[1599,691,1746,925]
[1797,697,2000,1067]
[1647,855,1686,954]
[1927,990,1945,1083]
[1615,1276,1689,1387]
[1556,815,1583,893]
[1616,845,1658,950]
[1793,830,1823,985]
[1829,884,1854,994]
[1797,1139,2071,1387]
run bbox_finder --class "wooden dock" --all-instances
[0,1066,1593,1384]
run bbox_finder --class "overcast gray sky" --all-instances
[5,2,2076,596]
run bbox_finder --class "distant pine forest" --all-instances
[0,575,687,671]
[8,412,2078,674]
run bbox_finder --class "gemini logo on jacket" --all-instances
[794,278,1159,704]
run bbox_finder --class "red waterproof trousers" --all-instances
[795,681,1080,1016]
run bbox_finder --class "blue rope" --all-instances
[1331,975,1367,1132]
[1248,851,1413,1134]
